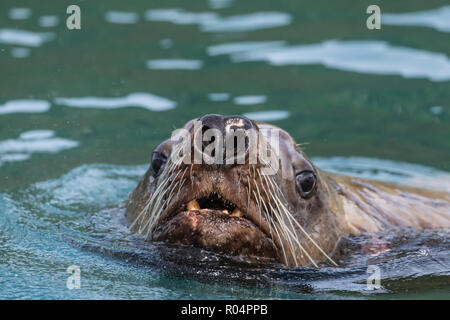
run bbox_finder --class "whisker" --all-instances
[258,169,321,267]
[144,167,187,238]
[268,176,338,267]
[253,187,289,265]
[257,173,308,266]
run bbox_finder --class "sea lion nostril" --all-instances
[199,114,254,133]
[223,116,253,163]
[199,114,224,132]
[201,125,214,147]
[224,116,254,132]
[195,114,254,163]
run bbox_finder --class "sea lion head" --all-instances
[126,114,345,267]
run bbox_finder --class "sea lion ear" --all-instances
[295,171,317,198]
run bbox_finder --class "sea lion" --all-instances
[125,114,450,267]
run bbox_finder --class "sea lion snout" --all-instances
[195,114,255,164]
[199,114,255,134]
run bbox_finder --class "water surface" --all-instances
[0,0,449,299]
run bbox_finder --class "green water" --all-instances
[0,0,449,299]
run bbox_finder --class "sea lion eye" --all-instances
[296,171,317,198]
[151,152,167,177]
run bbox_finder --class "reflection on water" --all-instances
[54,93,176,111]
[38,15,59,28]
[8,8,31,20]
[0,100,50,115]
[145,8,218,26]
[243,110,290,121]
[105,11,139,25]
[146,59,203,70]
[0,29,54,47]
[207,41,286,56]
[200,12,292,32]
[233,95,267,105]
[145,9,291,32]
[0,130,79,167]
[383,6,450,33]
[230,40,450,81]
[208,93,230,101]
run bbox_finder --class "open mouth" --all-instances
[187,194,244,217]
[152,192,279,261]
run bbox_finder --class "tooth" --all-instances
[222,209,229,215]
[187,200,200,211]
[231,208,243,217]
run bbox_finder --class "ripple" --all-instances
[242,110,290,121]
[201,12,292,32]
[208,93,230,101]
[383,6,450,33]
[0,154,30,164]
[19,130,55,140]
[0,130,79,167]
[145,9,291,32]
[54,93,176,111]
[231,40,450,82]
[38,16,59,28]
[207,41,286,56]
[8,8,32,20]
[33,164,146,210]
[0,130,78,153]
[0,29,54,47]
[0,100,51,115]
[145,8,218,25]
[105,11,139,24]
[1,160,448,298]
[146,59,203,70]
[233,95,267,105]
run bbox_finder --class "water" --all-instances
[0,0,449,299]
